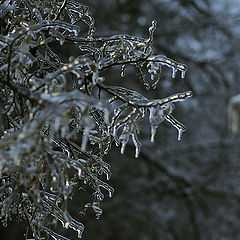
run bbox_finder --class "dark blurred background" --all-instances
[2,0,240,239]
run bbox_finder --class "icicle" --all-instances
[77,229,83,238]
[149,107,157,142]
[150,125,157,142]
[106,172,111,181]
[121,64,126,77]
[131,132,141,158]
[135,147,140,158]
[172,67,177,78]
[165,115,186,141]
[177,128,183,141]
[181,70,186,79]
[54,117,60,131]
[119,126,130,154]
[120,141,127,154]
[81,128,90,151]
[108,188,114,198]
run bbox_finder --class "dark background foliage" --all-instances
[1,0,240,239]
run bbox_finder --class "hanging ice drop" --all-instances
[135,146,140,158]
[181,70,186,79]
[177,128,183,141]
[172,67,177,78]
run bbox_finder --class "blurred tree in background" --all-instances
[1,0,240,240]
[84,1,240,240]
